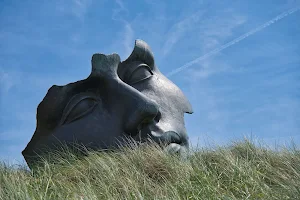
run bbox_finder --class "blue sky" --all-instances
[0,0,299,166]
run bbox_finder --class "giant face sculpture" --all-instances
[22,40,193,168]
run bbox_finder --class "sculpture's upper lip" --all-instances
[134,123,188,148]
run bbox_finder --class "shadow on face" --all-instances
[22,40,193,169]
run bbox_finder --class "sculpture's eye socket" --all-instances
[126,64,153,84]
[60,93,100,125]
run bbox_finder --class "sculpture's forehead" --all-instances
[122,39,155,66]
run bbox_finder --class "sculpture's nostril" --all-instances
[154,110,161,123]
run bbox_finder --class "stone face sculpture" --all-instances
[22,39,193,168]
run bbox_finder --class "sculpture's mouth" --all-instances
[132,123,188,155]
[157,131,189,155]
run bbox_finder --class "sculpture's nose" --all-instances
[120,83,161,136]
[90,53,161,136]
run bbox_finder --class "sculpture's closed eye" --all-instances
[126,64,153,84]
[59,93,100,125]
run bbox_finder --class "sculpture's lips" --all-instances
[150,130,183,145]
[134,123,188,148]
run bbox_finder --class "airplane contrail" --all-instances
[166,7,300,77]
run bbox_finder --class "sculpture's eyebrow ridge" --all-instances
[122,39,155,67]
[117,39,156,80]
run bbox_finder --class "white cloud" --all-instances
[199,14,247,52]
[0,68,78,94]
[179,10,286,143]
[112,0,128,21]
[0,144,27,167]
[162,8,248,57]
[184,59,233,80]
[111,0,135,59]
[0,71,14,93]
[0,128,33,143]
[162,10,206,56]
[56,0,93,21]
[166,7,300,77]
[0,69,22,94]
[123,23,134,57]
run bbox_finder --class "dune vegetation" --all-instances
[1,139,300,200]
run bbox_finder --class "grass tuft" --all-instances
[1,138,300,200]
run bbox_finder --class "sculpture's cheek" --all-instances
[131,75,187,115]
[128,75,188,136]
[45,106,126,149]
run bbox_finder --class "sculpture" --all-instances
[22,39,193,169]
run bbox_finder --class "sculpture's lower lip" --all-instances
[164,143,182,153]
[164,143,189,159]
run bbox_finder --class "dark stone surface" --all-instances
[22,39,193,169]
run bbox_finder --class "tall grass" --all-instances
[1,139,300,200]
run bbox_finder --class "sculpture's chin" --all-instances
[164,143,188,159]
[164,143,181,153]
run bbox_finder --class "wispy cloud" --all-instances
[123,23,134,57]
[162,10,206,56]
[111,0,135,59]
[184,59,233,80]
[162,8,248,57]
[184,42,300,150]
[177,4,300,151]
[0,68,78,94]
[166,7,300,77]
[198,14,247,52]
[0,70,19,94]
[56,0,92,21]
[112,0,128,21]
